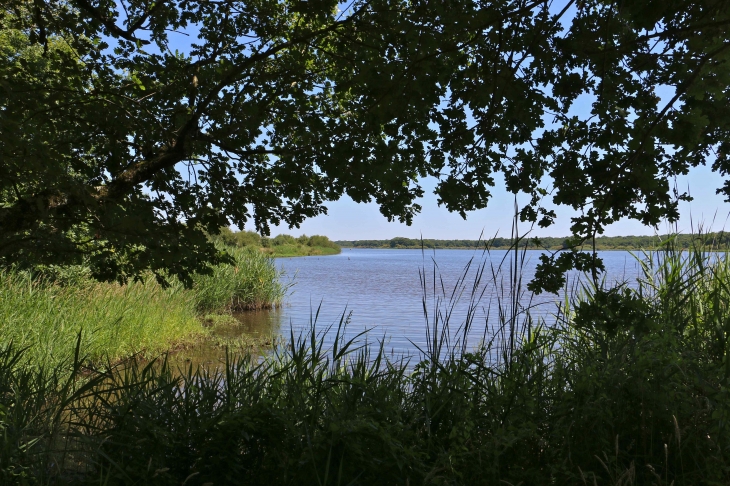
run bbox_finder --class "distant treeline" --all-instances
[217,228,341,256]
[336,233,730,251]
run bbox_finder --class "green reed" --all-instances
[191,245,289,312]
[546,233,730,485]
[0,247,287,370]
[2,233,730,485]
[0,271,203,369]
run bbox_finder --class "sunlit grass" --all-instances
[0,272,204,368]
[263,243,341,257]
[0,247,287,369]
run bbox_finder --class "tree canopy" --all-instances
[1,0,729,290]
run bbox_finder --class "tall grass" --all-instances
[538,238,730,485]
[0,272,203,368]
[192,245,288,312]
[2,234,730,484]
[0,247,287,369]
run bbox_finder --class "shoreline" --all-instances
[337,246,727,252]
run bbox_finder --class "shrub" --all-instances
[216,226,239,247]
[271,234,297,246]
[234,230,262,247]
[308,234,339,249]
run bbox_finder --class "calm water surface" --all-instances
[238,249,644,356]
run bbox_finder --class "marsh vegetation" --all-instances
[0,246,286,370]
[2,237,730,484]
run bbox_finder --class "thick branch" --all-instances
[100,140,188,200]
[73,0,151,45]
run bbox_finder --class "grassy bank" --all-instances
[263,243,341,257]
[0,247,286,369]
[3,238,730,484]
[0,271,202,369]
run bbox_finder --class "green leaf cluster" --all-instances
[2,0,729,288]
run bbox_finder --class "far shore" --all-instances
[335,233,730,252]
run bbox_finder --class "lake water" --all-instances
[237,249,645,356]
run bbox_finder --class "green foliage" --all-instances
[216,228,341,256]
[216,226,238,247]
[260,233,341,256]
[271,234,297,246]
[216,227,262,248]
[305,234,340,250]
[0,343,102,484]
[0,248,287,369]
[2,0,729,289]
[572,286,657,336]
[543,237,730,485]
[235,230,263,248]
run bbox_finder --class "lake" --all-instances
[236,249,646,356]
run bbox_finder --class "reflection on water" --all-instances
[229,309,283,337]
[169,310,285,369]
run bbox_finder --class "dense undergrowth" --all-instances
[2,237,730,484]
[0,246,286,369]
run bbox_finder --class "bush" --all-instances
[308,234,338,249]
[235,230,262,247]
[213,230,340,256]
[214,227,262,248]
[216,226,239,247]
[271,234,297,246]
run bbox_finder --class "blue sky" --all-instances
[268,164,730,240]
[268,3,730,240]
